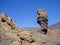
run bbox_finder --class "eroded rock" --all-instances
[0,13,17,30]
[37,9,48,34]
[17,30,35,43]
[0,13,60,45]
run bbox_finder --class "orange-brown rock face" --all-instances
[37,9,48,34]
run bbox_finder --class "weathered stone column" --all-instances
[37,9,48,34]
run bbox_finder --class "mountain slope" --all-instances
[49,22,60,35]
[49,22,60,30]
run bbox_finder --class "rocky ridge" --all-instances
[0,13,60,45]
[49,22,60,35]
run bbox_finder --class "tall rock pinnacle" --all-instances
[37,9,48,34]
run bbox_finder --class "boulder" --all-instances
[17,30,35,43]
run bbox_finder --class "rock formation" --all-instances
[37,9,48,34]
[0,13,60,45]
[0,13,35,45]
[0,13,17,30]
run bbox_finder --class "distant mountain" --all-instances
[49,22,60,30]
[22,22,60,35]
[49,22,60,35]
[22,22,60,31]
[21,27,39,31]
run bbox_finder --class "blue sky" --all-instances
[0,0,60,28]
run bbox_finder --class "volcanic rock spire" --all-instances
[37,9,48,34]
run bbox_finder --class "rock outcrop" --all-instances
[0,13,60,45]
[0,13,17,30]
[0,13,35,45]
[37,9,60,37]
[37,9,48,34]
